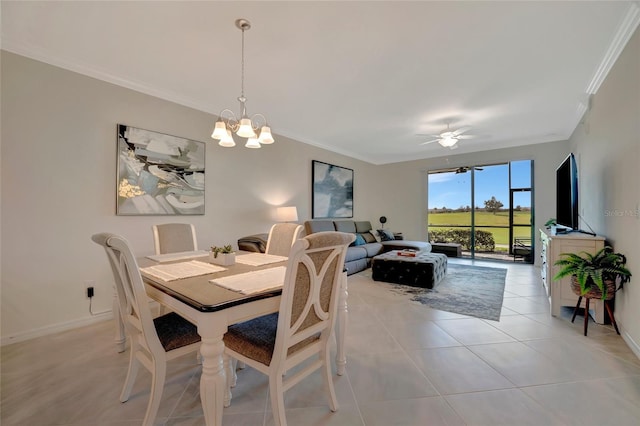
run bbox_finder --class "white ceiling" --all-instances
[2,1,639,164]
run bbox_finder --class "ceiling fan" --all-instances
[419,124,478,149]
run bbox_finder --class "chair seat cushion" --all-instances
[224,313,319,366]
[154,312,201,351]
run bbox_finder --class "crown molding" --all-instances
[585,1,640,95]
[1,40,216,116]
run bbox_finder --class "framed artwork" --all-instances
[312,160,353,218]
[116,124,205,215]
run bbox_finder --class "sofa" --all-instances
[304,220,431,275]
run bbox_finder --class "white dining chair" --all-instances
[223,231,354,426]
[92,232,201,426]
[152,223,198,255]
[265,223,304,257]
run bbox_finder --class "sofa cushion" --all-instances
[362,242,384,257]
[345,246,367,262]
[304,220,335,235]
[355,221,373,233]
[334,221,356,233]
[382,240,432,252]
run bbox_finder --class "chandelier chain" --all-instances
[240,26,245,100]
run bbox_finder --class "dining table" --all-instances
[112,250,349,426]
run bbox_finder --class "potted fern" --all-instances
[209,244,235,266]
[554,246,631,300]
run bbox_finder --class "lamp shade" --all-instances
[237,118,257,138]
[258,126,274,144]
[211,120,228,140]
[276,206,298,222]
[245,137,261,148]
[219,130,236,147]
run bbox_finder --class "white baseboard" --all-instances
[1,310,114,346]
[622,329,640,360]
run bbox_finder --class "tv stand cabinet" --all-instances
[540,229,606,324]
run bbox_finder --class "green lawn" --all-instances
[428,211,532,248]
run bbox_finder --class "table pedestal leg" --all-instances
[335,272,348,376]
[199,335,226,426]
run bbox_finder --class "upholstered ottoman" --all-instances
[371,251,448,289]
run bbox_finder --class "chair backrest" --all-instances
[265,223,304,256]
[152,223,198,255]
[92,233,164,355]
[272,231,354,368]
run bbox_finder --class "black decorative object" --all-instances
[379,216,387,228]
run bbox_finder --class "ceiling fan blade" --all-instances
[457,134,476,140]
[419,139,441,146]
[452,126,471,136]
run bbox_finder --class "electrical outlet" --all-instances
[84,280,96,298]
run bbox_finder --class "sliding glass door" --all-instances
[427,160,533,262]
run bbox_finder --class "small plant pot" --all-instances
[209,252,235,266]
[570,276,616,300]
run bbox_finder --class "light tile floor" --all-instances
[3,259,640,425]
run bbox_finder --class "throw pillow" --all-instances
[377,229,395,241]
[361,232,376,244]
[369,230,382,243]
[353,233,367,246]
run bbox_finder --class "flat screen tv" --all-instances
[556,153,578,231]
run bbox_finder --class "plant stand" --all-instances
[571,296,620,336]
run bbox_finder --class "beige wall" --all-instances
[0,52,379,342]
[2,38,637,357]
[568,27,640,354]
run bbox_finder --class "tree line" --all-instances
[430,196,531,214]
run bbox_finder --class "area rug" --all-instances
[395,263,507,321]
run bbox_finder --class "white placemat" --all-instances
[210,266,286,295]
[235,253,288,266]
[141,260,226,282]
[146,250,209,263]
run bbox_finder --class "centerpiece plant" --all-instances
[554,246,631,300]
[210,244,235,266]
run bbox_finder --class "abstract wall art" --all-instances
[116,124,205,215]
[312,160,353,218]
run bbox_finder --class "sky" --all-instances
[428,160,532,210]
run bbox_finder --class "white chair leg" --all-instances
[269,373,287,426]
[143,361,166,426]
[323,345,338,412]
[119,346,141,402]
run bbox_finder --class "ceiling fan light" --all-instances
[211,120,227,140]
[258,126,274,144]
[439,137,458,147]
[237,118,257,138]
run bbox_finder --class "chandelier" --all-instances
[211,19,274,148]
